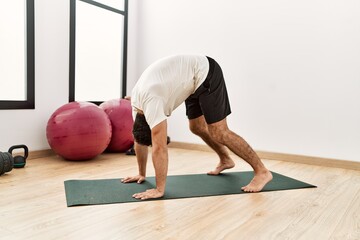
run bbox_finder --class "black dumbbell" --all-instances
[0,151,14,176]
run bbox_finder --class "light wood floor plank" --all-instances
[330,183,360,240]
[0,148,359,240]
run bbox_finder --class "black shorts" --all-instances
[185,56,231,124]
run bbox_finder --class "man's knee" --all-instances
[208,120,229,144]
[189,122,207,136]
[208,127,226,144]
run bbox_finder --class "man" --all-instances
[121,54,272,200]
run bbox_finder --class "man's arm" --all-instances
[132,120,168,200]
[135,142,148,177]
[150,120,168,194]
[121,142,148,184]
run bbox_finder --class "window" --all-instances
[0,0,35,109]
[69,0,128,105]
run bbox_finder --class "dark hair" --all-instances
[132,113,171,147]
[133,113,152,146]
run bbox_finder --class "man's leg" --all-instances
[189,115,235,175]
[207,118,273,192]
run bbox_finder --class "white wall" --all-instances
[0,0,139,152]
[0,0,358,162]
[0,0,69,152]
[133,0,360,162]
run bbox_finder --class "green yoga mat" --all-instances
[64,171,316,207]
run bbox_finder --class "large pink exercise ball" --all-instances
[46,102,112,160]
[100,98,134,152]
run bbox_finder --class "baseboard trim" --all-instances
[25,144,360,171]
[168,141,360,171]
[28,149,56,160]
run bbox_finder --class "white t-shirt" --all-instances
[131,54,209,129]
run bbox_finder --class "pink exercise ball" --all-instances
[100,98,134,152]
[46,102,112,160]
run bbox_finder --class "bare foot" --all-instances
[241,170,273,192]
[207,159,235,175]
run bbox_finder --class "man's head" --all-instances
[132,113,171,147]
[133,113,152,146]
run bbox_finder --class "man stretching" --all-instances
[121,54,272,200]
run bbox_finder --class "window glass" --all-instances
[0,0,26,100]
[75,1,124,101]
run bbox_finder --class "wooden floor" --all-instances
[1,148,359,240]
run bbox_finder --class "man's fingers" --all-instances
[121,175,145,184]
[121,177,135,183]
[132,192,148,200]
[132,189,162,201]
[121,178,129,183]
[132,193,143,199]
[133,194,147,200]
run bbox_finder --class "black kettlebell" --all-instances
[8,144,28,168]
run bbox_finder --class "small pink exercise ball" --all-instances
[46,102,112,160]
[100,98,134,152]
